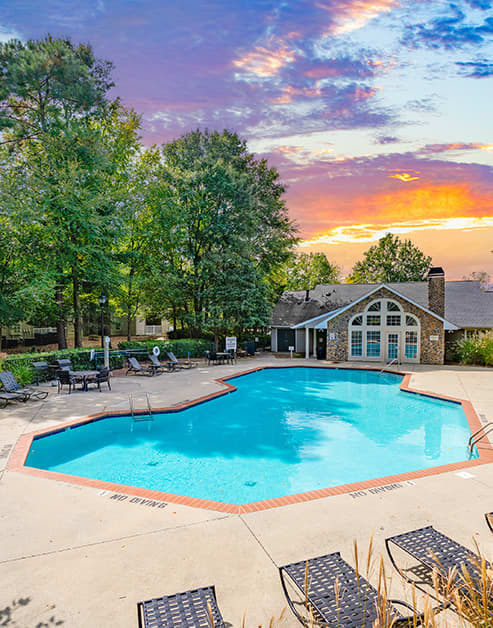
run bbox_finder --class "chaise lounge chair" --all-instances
[0,390,26,408]
[280,551,424,627]
[386,525,491,601]
[167,351,196,369]
[0,370,48,401]
[485,513,493,533]
[137,586,225,628]
[126,357,156,377]
[149,353,176,374]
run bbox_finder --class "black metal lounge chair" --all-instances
[149,353,175,374]
[0,391,26,408]
[0,371,48,401]
[204,351,218,366]
[137,586,225,628]
[485,513,493,533]
[85,367,111,392]
[280,551,424,627]
[167,351,196,369]
[126,357,155,376]
[386,525,491,597]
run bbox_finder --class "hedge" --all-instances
[118,338,214,358]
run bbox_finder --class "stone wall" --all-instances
[325,287,444,364]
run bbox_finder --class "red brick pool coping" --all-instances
[7,365,493,514]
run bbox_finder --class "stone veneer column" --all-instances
[427,267,445,318]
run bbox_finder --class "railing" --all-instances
[380,357,398,374]
[144,325,162,336]
[468,422,493,454]
[128,393,153,422]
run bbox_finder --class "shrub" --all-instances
[454,332,493,367]
[118,338,214,358]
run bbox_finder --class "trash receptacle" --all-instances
[245,340,256,355]
[316,345,326,360]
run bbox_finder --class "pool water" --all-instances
[26,368,475,504]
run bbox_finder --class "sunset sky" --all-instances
[2,0,493,278]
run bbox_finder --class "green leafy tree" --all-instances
[281,252,340,291]
[348,234,431,283]
[0,36,139,348]
[142,129,298,341]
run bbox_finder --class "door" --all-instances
[386,332,399,362]
[277,328,295,352]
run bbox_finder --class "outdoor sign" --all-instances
[329,333,335,340]
[288,345,294,351]
[429,335,439,341]
[225,336,237,351]
[153,345,160,356]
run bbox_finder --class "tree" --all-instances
[462,271,490,288]
[280,252,340,291]
[347,234,431,283]
[0,36,139,348]
[141,129,298,341]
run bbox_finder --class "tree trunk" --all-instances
[56,288,67,349]
[72,268,82,348]
[126,267,134,341]
[0,326,3,351]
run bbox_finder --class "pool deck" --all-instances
[1,355,493,626]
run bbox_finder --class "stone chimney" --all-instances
[427,267,445,318]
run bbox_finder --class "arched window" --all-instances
[349,298,420,362]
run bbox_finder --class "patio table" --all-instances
[216,352,235,365]
[70,370,99,392]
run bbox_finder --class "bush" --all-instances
[454,332,493,366]
[118,338,214,358]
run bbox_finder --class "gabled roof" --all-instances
[291,283,458,330]
[271,280,493,330]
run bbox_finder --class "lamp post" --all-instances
[98,295,107,348]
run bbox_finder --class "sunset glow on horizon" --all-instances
[4,0,493,278]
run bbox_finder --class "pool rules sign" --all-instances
[225,336,237,351]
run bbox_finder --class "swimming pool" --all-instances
[25,367,477,505]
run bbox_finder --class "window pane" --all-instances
[351,330,362,356]
[406,315,417,326]
[352,315,363,326]
[368,301,381,311]
[387,301,400,312]
[367,315,381,326]
[388,333,399,359]
[386,315,401,326]
[367,331,381,357]
[405,330,418,359]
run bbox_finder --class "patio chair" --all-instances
[167,351,196,369]
[126,357,155,376]
[149,353,175,374]
[204,351,218,366]
[137,586,225,628]
[56,358,72,370]
[33,361,50,385]
[0,391,26,408]
[85,367,112,392]
[0,370,48,401]
[386,525,491,600]
[56,369,79,394]
[280,551,424,627]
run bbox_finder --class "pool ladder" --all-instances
[379,358,398,374]
[129,394,153,422]
[468,422,493,454]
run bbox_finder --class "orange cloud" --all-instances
[299,216,493,246]
[232,37,298,77]
[270,85,322,104]
[389,172,420,182]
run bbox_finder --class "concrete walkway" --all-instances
[1,356,493,626]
